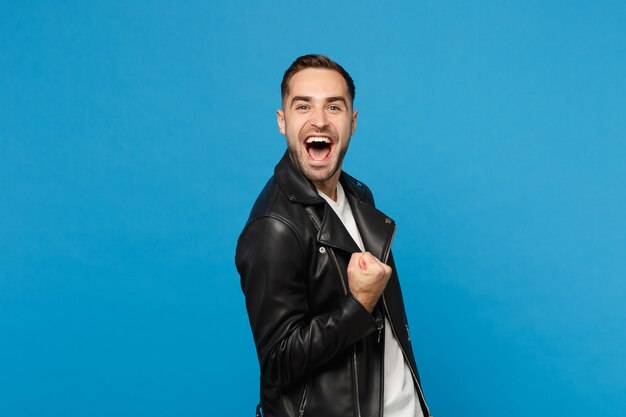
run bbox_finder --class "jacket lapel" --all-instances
[343,181,396,263]
[274,151,395,260]
[311,174,397,261]
[317,204,362,253]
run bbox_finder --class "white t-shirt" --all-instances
[318,183,424,417]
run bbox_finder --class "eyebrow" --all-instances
[290,96,348,107]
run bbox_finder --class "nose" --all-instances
[310,107,329,130]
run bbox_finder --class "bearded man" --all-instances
[236,54,431,417]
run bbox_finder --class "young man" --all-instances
[236,54,430,417]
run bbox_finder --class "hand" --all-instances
[346,252,392,313]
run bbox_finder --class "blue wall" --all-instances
[2,1,625,416]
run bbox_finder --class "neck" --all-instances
[313,169,341,201]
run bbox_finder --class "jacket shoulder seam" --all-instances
[242,214,308,260]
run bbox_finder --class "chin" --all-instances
[302,165,337,184]
[289,148,339,182]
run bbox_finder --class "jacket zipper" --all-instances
[381,223,396,265]
[381,294,431,417]
[381,223,431,416]
[328,247,363,417]
[378,313,385,417]
[307,209,363,417]
[376,313,384,343]
[298,380,310,417]
[377,223,394,343]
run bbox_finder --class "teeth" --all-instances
[305,137,331,144]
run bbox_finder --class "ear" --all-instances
[276,109,286,134]
[351,110,358,134]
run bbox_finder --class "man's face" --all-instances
[277,68,357,187]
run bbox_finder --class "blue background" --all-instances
[2,1,625,416]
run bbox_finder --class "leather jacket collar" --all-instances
[274,151,396,263]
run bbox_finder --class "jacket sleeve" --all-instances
[236,216,378,388]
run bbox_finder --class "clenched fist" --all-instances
[346,252,392,313]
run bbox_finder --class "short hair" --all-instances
[281,54,356,105]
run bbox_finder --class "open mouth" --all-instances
[305,136,333,162]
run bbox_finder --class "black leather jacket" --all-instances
[236,152,430,417]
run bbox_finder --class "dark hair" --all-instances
[281,54,356,104]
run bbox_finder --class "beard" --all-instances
[287,136,349,185]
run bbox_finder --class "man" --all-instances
[236,54,430,417]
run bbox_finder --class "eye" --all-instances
[327,105,342,111]
[296,105,309,111]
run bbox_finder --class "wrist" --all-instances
[351,290,378,313]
